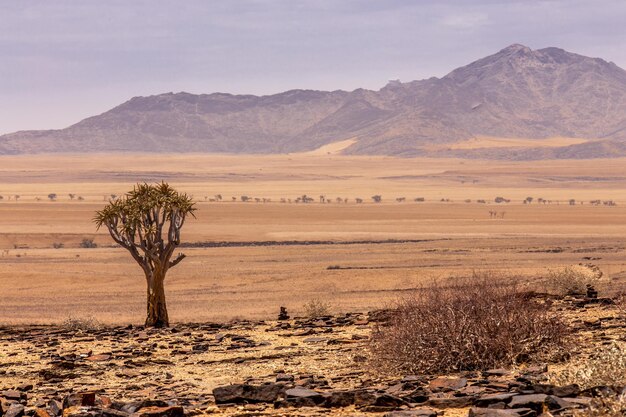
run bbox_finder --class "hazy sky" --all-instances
[1,0,625,134]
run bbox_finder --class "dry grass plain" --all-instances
[2,153,626,325]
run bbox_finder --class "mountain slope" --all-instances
[2,44,625,159]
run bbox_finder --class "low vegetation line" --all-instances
[181,238,447,248]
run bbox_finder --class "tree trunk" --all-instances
[145,271,169,328]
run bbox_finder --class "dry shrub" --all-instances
[61,316,102,331]
[550,343,626,390]
[572,395,626,417]
[614,293,626,316]
[303,298,332,318]
[369,273,569,375]
[545,264,603,296]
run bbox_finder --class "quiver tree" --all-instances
[94,182,195,327]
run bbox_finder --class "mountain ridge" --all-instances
[2,44,625,159]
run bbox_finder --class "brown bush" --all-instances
[550,343,626,390]
[369,273,570,375]
[572,396,626,417]
[614,292,626,316]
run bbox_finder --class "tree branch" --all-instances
[168,253,186,269]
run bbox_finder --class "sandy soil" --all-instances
[1,153,626,325]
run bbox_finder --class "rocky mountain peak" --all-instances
[1,45,624,160]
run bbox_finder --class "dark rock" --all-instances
[212,383,284,404]
[460,385,485,396]
[132,406,184,417]
[278,307,290,321]
[284,387,325,406]
[48,400,62,417]
[426,396,475,408]
[1,392,23,402]
[402,389,430,404]
[581,385,619,398]
[15,385,33,393]
[354,390,377,407]
[544,395,583,411]
[429,377,467,392]
[523,365,548,375]
[62,393,96,409]
[469,407,536,417]
[401,375,424,384]
[383,409,437,417]
[354,391,405,409]
[587,285,598,299]
[484,369,512,377]
[302,337,327,344]
[372,394,406,408]
[102,409,130,417]
[275,373,294,382]
[508,394,547,413]
[475,393,517,407]
[4,404,25,417]
[323,391,355,408]
[551,384,580,397]
[86,354,111,362]
[117,401,170,414]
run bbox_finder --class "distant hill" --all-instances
[2,44,625,159]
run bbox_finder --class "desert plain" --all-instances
[1,152,626,325]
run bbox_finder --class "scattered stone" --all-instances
[426,396,475,408]
[383,409,437,417]
[484,369,512,377]
[469,407,535,417]
[508,394,547,413]
[133,406,183,417]
[281,387,325,407]
[277,307,290,321]
[428,376,467,392]
[275,373,294,382]
[475,393,517,408]
[1,391,23,402]
[4,404,25,417]
[63,393,97,409]
[86,354,111,362]
[212,383,284,404]
[323,391,355,408]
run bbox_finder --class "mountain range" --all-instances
[2,44,625,159]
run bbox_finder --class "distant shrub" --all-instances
[369,273,569,375]
[545,264,603,296]
[550,343,626,390]
[61,316,102,331]
[303,298,332,318]
[79,238,97,248]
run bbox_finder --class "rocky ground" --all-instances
[2,296,625,417]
